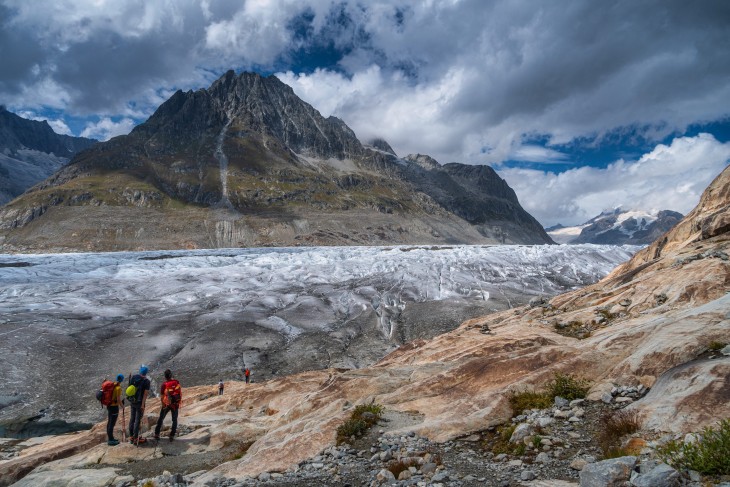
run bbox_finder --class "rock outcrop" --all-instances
[0,71,552,252]
[2,168,727,485]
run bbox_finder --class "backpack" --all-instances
[126,374,145,404]
[162,379,182,409]
[96,380,115,407]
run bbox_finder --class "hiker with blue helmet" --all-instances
[126,365,151,445]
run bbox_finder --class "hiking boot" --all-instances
[128,437,137,444]
[153,435,160,441]
[136,437,147,445]
[169,435,174,442]
[107,439,119,446]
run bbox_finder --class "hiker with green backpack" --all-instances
[97,374,124,446]
[126,365,151,445]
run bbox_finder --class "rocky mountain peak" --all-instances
[405,153,441,170]
[365,138,397,156]
[0,107,95,157]
[137,70,365,161]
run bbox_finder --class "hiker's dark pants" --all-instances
[106,405,119,441]
[219,387,223,396]
[128,405,143,438]
[154,406,178,438]
[245,376,249,384]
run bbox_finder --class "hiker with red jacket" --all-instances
[154,369,182,441]
[244,367,251,384]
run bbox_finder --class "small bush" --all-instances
[336,402,384,445]
[546,372,590,400]
[708,341,726,351]
[596,308,615,321]
[532,435,542,448]
[554,320,593,339]
[597,409,642,458]
[490,424,517,455]
[508,389,553,414]
[658,419,730,475]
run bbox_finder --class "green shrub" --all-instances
[545,372,590,400]
[490,424,517,455]
[708,341,726,351]
[336,402,384,445]
[508,390,553,414]
[597,409,642,458]
[532,435,542,448]
[658,419,730,475]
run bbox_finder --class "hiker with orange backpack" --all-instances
[154,369,182,442]
[98,374,124,446]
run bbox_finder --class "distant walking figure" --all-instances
[244,367,251,384]
[155,369,182,442]
[218,380,224,395]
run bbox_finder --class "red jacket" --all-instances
[161,379,182,409]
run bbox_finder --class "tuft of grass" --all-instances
[508,389,553,414]
[596,308,616,321]
[545,372,590,400]
[506,373,590,418]
[708,341,726,351]
[658,419,730,475]
[597,409,642,458]
[336,402,384,445]
[554,320,593,339]
[490,424,518,455]
[532,435,542,448]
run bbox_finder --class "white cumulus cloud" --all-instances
[80,117,135,141]
[498,133,730,227]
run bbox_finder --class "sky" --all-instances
[1,0,729,227]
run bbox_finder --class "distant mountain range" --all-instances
[547,208,683,245]
[0,71,552,252]
[0,106,96,206]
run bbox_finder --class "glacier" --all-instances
[0,244,635,428]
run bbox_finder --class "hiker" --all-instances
[154,369,182,442]
[218,380,224,395]
[102,374,124,446]
[127,365,151,444]
[244,367,251,384]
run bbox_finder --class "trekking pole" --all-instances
[121,402,126,442]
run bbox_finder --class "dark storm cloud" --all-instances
[1,0,728,163]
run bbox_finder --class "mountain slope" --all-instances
[0,107,96,205]
[0,71,551,252]
[548,208,683,245]
[3,169,727,485]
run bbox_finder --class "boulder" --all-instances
[630,463,681,487]
[579,456,637,487]
[509,423,534,443]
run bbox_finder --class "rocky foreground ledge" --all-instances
[1,167,729,486]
